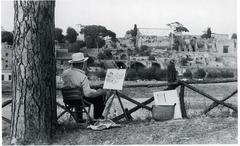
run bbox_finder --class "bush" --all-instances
[193,68,206,79]
[221,70,234,78]
[156,69,167,81]
[154,46,170,50]
[183,69,192,78]
[206,70,221,79]
[125,68,167,81]
[206,69,234,79]
[126,69,139,81]
[138,68,156,80]
[138,68,149,80]
[148,55,155,61]
[138,45,151,56]
[180,57,188,66]
[98,50,113,60]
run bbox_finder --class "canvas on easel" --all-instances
[153,89,182,119]
[103,69,126,118]
[103,69,126,90]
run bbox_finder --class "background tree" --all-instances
[98,50,113,60]
[132,24,138,37]
[65,27,78,43]
[80,25,117,49]
[206,27,212,38]
[1,31,14,45]
[68,40,86,53]
[85,35,96,48]
[125,24,137,37]
[167,22,189,34]
[54,28,64,43]
[107,29,117,42]
[201,27,212,39]
[84,36,106,48]
[196,38,205,49]
[231,33,237,39]
[11,1,56,144]
[132,24,138,47]
[231,33,237,49]
[193,68,206,79]
[172,34,180,51]
[125,24,138,47]
[167,22,189,51]
[171,33,187,51]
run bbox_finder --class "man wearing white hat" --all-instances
[62,52,107,120]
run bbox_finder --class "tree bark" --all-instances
[11,1,56,144]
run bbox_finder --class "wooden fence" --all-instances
[2,79,237,123]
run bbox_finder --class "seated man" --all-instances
[62,52,107,120]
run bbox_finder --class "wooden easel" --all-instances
[102,69,153,122]
[103,90,130,120]
[103,89,153,122]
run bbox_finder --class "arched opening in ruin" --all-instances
[151,62,161,69]
[130,62,146,71]
[116,62,127,69]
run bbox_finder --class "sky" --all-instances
[1,0,237,37]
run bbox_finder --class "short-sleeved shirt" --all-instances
[62,68,97,98]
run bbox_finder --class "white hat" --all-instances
[68,52,88,63]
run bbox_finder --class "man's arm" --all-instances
[82,76,106,98]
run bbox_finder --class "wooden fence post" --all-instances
[179,85,188,118]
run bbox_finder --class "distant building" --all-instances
[197,34,237,54]
[212,34,229,40]
[215,39,236,54]
[207,33,236,54]
[106,48,129,60]
[1,43,12,81]
[1,43,74,81]
[137,35,171,49]
[1,43,12,70]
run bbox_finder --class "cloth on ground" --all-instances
[87,119,120,130]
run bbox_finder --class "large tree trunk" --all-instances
[11,1,56,144]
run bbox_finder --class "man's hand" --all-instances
[97,89,107,95]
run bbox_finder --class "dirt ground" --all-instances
[2,82,238,144]
[65,117,236,144]
[2,116,238,145]
[50,117,238,144]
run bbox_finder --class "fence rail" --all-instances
[89,78,237,89]
[3,79,237,93]
[2,79,237,123]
